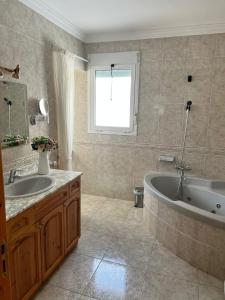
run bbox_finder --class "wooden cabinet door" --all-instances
[8,225,41,300]
[64,194,80,254]
[0,146,12,300]
[40,205,64,280]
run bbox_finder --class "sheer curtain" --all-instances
[53,50,75,170]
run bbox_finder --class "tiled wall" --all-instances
[2,1,225,201]
[0,0,85,171]
[74,34,225,200]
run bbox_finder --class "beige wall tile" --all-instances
[215,33,225,57]
[204,153,225,180]
[162,36,188,60]
[207,105,225,149]
[185,105,209,148]
[133,147,156,186]
[1,0,85,170]
[187,35,217,59]
[211,58,225,105]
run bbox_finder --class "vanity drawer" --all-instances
[34,185,69,221]
[7,207,35,241]
[69,178,80,196]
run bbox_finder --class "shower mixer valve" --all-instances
[175,164,192,171]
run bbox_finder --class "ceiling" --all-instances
[20,0,225,42]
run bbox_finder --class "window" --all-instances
[88,52,140,135]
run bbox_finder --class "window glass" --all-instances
[95,69,132,128]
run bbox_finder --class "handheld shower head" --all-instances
[185,101,192,111]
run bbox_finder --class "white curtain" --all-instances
[53,50,75,170]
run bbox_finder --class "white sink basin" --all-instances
[5,175,56,199]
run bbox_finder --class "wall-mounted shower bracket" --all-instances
[188,75,192,82]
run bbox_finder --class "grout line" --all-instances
[80,256,103,297]
[46,283,84,297]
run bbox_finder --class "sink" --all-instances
[5,175,56,199]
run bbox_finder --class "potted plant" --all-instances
[31,136,57,175]
[1,134,28,147]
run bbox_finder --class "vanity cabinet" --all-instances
[39,205,64,281]
[6,176,81,300]
[8,225,41,300]
[64,194,80,254]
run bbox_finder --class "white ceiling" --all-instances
[20,0,225,42]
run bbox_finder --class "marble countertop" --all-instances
[5,169,82,221]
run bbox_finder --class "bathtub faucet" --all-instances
[175,163,192,200]
[175,163,192,173]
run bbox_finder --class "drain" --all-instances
[211,210,216,214]
[187,197,192,201]
[216,203,221,209]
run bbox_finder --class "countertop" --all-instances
[5,169,82,221]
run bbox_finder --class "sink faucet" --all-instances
[7,169,17,185]
[175,163,191,200]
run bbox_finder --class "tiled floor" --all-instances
[34,194,225,300]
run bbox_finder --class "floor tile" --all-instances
[125,206,148,225]
[33,284,82,300]
[103,237,155,269]
[83,260,145,300]
[81,195,105,217]
[93,209,130,223]
[140,271,199,300]
[75,229,116,259]
[48,253,101,294]
[115,221,155,242]
[84,216,120,236]
[198,284,225,300]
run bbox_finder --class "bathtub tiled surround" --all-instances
[144,190,225,281]
[0,0,85,171]
[73,34,225,200]
[34,194,225,300]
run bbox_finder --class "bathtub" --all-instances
[144,172,225,280]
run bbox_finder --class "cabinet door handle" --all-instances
[0,241,9,278]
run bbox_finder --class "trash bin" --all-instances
[133,187,144,208]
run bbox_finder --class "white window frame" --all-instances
[88,52,140,136]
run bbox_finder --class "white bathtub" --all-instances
[144,172,225,280]
[144,172,225,225]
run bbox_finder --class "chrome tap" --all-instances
[175,163,191,200]
[7,169,17,184]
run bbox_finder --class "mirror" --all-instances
[39,98,49,117]
[30,98,49,125]
[0,80,29,147]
